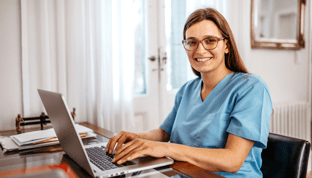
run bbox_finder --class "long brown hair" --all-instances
[183,8,248,77]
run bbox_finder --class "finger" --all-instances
[115,138,141,155]
[114,139,132,155]
[107,131,125,154]
[105,135,116,152]
[113,140,142,163]
[113,140,140,162]
[117,149,146,165]
[106,132,124,152]
[114,134,130,153]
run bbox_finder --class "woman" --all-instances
[106,8,272,177]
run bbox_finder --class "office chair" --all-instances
[261,133,311,178]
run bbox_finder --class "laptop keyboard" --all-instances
[86,146,134,171]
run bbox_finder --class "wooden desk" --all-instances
[0,122,223,178]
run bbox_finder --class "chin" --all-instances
[193,66,214,73]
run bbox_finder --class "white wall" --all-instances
[230,0,311,172]
[229,0,310,104]
[0,0,23,131]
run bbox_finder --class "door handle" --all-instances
[148,56,156,62]
[149,53,166,71]
[162,53,167,64]
[149,55,158,71]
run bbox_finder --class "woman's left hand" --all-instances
[112,138,168,164]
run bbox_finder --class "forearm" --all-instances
[138,128,170,142]
[165,143,243,173]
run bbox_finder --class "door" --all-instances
[132,0,161,132]
[132,0,195,132]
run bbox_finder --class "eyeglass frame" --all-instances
[182,36,226,51]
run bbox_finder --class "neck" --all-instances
[200,68,233,91]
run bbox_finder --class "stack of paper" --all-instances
[10,124,93,146]
[0,124,96,152]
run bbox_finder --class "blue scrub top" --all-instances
[160,72,272,178]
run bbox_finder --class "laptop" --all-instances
[38,89,173,177]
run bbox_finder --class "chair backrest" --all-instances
[261,133,311,178]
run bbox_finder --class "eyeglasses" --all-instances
[182,36,226,51]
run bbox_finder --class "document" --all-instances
[0,124,96,152]
[10,124,93,146]
[0,132,96,153]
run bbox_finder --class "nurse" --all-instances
[106,8,272,177]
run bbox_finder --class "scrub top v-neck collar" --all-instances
[197,72,235,102]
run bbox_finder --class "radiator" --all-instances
[270,101,310,140]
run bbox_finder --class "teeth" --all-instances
[197,58,211,62]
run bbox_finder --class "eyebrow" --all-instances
[186,35,220,40]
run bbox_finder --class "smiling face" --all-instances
[185,20,230,77]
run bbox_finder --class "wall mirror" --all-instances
[250,0,306,50]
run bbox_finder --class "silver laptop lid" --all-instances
[38,89,95,177]
[38,89,174,177]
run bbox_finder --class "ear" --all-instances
[224,40,230,54]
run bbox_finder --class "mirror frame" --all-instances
[250,0,306,50]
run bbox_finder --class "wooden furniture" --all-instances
[16,113,50,133]
[0,122,223,178]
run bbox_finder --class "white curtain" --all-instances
[185,0,229,20]
[21,0,135,133]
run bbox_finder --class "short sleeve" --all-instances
[226,79,272,149]
[160,84,185,135]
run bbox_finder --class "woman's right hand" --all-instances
[106,131,139,154]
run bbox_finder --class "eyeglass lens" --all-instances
[184,37,219,51]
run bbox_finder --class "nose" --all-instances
[195,42,208,55]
